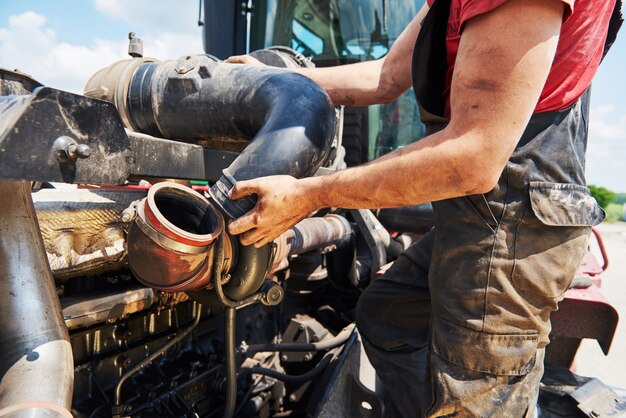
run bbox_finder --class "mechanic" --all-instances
[225,0,619,416]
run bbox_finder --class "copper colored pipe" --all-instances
[127,182,228,291]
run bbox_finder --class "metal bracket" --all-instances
[0,87,239,185]
[350,209,387,282]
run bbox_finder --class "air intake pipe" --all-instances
[84,51,336,218]
[86,51,336,298]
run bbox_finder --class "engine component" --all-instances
[241,316,357,362]
[377,202,436,234]
[62,288,155,330]
[84,53,336,219]
[126,181,273,300]
[0,181,74,418]
[112,302,203,417]
[272,214,352,271]
[33,187,148,280]
[127,182,226,292]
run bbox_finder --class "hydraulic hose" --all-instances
[245,352,334,385]
[242,324,356,356]
[0,181,74,418]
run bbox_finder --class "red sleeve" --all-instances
[458,0,575,31]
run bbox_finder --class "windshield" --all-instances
[258,0,423,63]
[252,0,427,160]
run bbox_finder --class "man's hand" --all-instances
[224,55,265,66]
[227,175,319,247]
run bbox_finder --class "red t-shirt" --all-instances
[426,0,615,116]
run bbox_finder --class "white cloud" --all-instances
[0,11,127,93]
[0,8,203,94]
[93,0,201,38]
[586,104,626,191]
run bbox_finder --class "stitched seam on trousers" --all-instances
[482,163,511,331]
[481,226,500,332]
[464,196,496,234]
[511,205,527,294]
[501,163,511,222]
[481,193,499,228]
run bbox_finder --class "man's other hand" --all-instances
[224,55,265,66]
[227,175,318,247]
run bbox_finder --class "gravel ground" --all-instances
[570,222,626,391]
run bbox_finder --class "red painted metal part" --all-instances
[551,226,618,356]
[552,284,619,355]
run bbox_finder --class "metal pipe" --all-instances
[112,302,202,416]
[127,182,226,291]
[0,180,73,418]
[223,307,237,418]
[272,214,352,271]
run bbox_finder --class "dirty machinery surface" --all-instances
[0,2,624,416]
[0,47,403,418]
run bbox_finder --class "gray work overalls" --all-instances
[355,0,608,416]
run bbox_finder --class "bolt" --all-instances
[66,143,91,159]
[303,353,312,361]
[121,205,136,223]
[54,136,91,162]
[281,354,288,361]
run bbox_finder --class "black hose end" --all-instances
[209,171,256,220]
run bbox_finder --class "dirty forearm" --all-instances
[293,60,391,106]
[300,127,493,211]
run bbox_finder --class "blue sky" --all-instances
[1,1,625,192]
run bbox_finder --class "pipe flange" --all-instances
[84,57,158,131]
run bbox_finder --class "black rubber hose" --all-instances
[245,352,333,385]
[377,203,436,234]
[242,324,355,356]
[223,306,237,418]
[118,56,335,218]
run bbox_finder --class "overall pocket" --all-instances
[511,182,604,299]
[432,317,539,376]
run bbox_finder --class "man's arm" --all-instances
[226,4,429,106]
[229,0,565,247]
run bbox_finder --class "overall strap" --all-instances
[411,0,451,125]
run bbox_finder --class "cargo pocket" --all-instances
[432,317,538,376]
[512,182,605,299]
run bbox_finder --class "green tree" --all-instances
[588,184,617,209]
